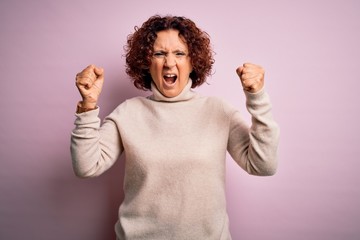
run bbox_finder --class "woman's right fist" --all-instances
[75,64,104,109]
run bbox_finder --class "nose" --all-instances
[164,54,176,68]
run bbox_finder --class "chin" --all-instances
[162,90,179,98]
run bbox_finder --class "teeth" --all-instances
[164,74,176,77]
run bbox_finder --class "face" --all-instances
[149,29,193,98]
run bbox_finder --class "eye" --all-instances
[153,52,166,58]
[175,52,186,56]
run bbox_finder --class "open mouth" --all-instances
[163,74,177,86]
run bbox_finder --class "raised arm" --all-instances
[227,63,280,176]
[71,65,122,177]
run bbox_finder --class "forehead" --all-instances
[153,29,188,50]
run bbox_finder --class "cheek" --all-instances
[185,58,193,73]
[149,63,163,87]
[149,63,158,78]
[150,62,162,75]
[184,62,193,75]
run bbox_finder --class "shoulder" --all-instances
[108,96,149,116]
[198,95,238,117]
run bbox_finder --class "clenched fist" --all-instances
[75,64,104,110]
[236,63,265,93]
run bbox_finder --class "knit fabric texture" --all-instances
[71,80,280,240]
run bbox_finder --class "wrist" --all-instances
[76,101,97,113]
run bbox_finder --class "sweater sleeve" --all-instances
[70,107,123,178]
[227,89,280,176]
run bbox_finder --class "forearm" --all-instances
[228,89,280,176]
[70,108,122,177]
[246,89,280,175]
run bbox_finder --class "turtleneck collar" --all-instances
[148,79,197,102]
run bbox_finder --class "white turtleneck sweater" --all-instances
[71,80,279,240]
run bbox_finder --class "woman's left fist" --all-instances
[236,63,265,93]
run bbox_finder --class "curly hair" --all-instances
[125,15,214,90]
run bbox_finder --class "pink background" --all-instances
[1,0,359,239]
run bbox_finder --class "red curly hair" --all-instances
[125,15,214,90]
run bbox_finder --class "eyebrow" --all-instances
[153,49,187,53]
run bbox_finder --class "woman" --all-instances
[71,15,279,240]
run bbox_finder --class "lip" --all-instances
[163,73,177,77]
